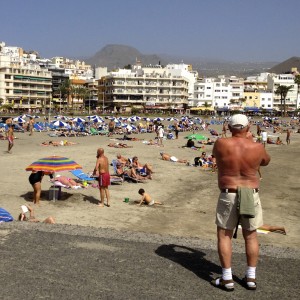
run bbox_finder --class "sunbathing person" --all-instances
[116,163,149,180]
[267,137,276,144]
[116,154,130,166]
[108,142,133,148]
[52,175,87,189]
[160,152,188,164]
[131,156,153,175]
[41,140,60,146]
[198,138,215,145]
[18,204,55,224]
[258,224,286,234]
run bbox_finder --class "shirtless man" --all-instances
[6,125,14,153]
[211,114,270,291]
[93,148,110,207]
[222,121,228,138]
[29,117,35,136]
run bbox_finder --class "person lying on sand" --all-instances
[258,224,286,234]
[51,175,87,189]
[18,204,55,224]
[136,188,163,206]
[160,152,189,164]
[41,140,77,146]
[108,142,133,148]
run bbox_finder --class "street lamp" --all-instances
[102,91,105,114]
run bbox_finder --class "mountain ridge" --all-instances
[82,44,286,77]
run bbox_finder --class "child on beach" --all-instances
[137,189,163,206]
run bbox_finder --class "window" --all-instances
[249,96,252,99]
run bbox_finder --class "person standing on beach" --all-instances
[6,124,14,153]
[29,117,34,136]
[286,128,291,145]
[174,122,179,139]
[93,148,111,207]
[108,120,115,137]
[211,114,270,291]
[157,125,164,146]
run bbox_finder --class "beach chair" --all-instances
[70,169,96,182]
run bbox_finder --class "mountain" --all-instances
[85,44,165,69]
[83,44,278,77]
[268,56,300,74]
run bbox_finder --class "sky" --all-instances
[1,0,300,62]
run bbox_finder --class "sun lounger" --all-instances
[70,169,96,182]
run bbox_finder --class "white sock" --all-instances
[246,266,256,287]
[222,267,233,280]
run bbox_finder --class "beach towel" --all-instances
[237,187,255,218]
[0,208,14,223]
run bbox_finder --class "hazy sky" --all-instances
[1,0,299,62]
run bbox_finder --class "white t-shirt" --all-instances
[261,131,268,142]
[158,127,164,138]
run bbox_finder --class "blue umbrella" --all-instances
[52,120,68,127]
[71,117,86,123]
[13,117,26,123]
[166,117,178,122]
[153,117,164,122]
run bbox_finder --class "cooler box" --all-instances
[49,186,61,201]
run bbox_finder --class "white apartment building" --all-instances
[0,45,52,111]
[260,92,274,110]
[97,63,190,110]
[267,73,298,110]
[51,56,93,80]
[191,76,243,110]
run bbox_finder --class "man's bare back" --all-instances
[94,148,109,175]
[213,135,270,189]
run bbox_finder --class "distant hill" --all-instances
[268,56,300,74]
[85,44,165,69]
[83,44,278,77]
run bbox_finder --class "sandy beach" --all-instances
[1,117,299,249]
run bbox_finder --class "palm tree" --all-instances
[294,75,300,110]
[275,85,293,116]
[58,79,71,111]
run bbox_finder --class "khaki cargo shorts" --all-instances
[215,191,263,231]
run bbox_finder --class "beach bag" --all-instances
[0,208,14,223]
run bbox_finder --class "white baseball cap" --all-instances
[229,114,249,129]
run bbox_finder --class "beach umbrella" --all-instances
[52,120,68,127]
[90,116,104,123]
[13,117,26,123]
[153,117,164,122]
[143,117,152,122]
[166,117,178,122]
[185,133,207,140]
[26,156,82,174]
[26,156,82,201]
[71,117,86,123]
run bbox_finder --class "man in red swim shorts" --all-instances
[93,148,111,207]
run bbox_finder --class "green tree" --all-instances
[275,85,293,116]
[294,75,300,109]
[58,79,71,111]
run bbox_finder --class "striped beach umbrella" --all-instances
[26,156,82,174]
[71,117,86,123]
[13,117,26,123]
[52,120,69,127]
